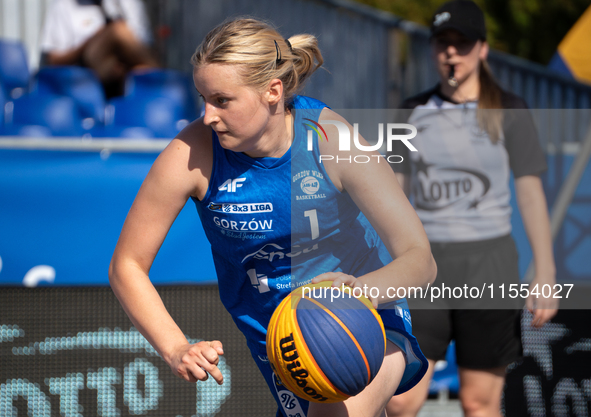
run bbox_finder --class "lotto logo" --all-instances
[218,178,246,193]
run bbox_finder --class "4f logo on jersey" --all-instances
[218,177,246,193]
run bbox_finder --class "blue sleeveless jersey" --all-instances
[193,97,426,399]
[194,96,388,353]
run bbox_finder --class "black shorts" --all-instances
[408,234,523,369]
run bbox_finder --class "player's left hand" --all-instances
[526,273,559,328]
[311,272,378,308]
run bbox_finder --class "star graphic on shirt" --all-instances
[468,199,481,209]
[415,156,433,178]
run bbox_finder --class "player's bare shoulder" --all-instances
[174,117,212,154]
[157,117,213,200]
[316,108,367,191]
[317,108,350,154]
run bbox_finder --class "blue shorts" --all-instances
[253,298,428,417]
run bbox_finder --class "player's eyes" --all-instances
[217,97,229,105]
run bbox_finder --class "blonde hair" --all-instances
[191,18,323,105]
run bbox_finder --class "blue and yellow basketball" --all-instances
[266,281,386,403]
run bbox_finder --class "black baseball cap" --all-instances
[430,0,486,41]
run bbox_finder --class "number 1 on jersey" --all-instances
[304,209,319,240]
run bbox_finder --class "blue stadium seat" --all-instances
[1,124,53,137]
[106,95,187,138]
[0,39,31,97]
[33,66,106,123]
[7,93,84,136]
[125,69,199,121]
[0,85,6,128]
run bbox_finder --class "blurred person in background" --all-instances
[40,0,159,97]
[385,1,558,416]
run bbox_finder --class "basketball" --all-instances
[266,281,386,403]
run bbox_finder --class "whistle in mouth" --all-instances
[448,66,458,87]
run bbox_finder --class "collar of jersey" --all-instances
[435,84,478,108]
[230,146,292,169]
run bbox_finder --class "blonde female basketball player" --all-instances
[109,17,436,417]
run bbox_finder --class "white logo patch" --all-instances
[293,170,327,200]
[213,217,273,232]
[433,12,451,26]
[208,202,273,214]
[241,243,319,263]
[247,268,269,293]
[218,178,246,193]
[300,176,320,195]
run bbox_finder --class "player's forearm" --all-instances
[357,245,437,304]
[109,260,188,363]
[515,176,556,279]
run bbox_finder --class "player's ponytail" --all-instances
[283,34,324,101]
[191,18,323,105]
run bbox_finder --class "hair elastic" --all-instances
[285,38,292,51]
[274,40,282,63]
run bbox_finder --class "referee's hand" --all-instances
[526,274,558,328]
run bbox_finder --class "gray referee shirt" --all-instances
[389,87,547,243]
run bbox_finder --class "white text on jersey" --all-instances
[218,178,246,193]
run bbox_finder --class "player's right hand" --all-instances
[168,340,225,384]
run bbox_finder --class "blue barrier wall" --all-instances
[2,147,589,287]
[0,148,216,286]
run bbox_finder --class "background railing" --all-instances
[4,0,591,111]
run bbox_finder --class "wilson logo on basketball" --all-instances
[279,333,328,402]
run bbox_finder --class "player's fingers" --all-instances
[349,279,378,308]
[311,271,341,283]
[331,273,354,288]
[174,366,194,382]
[186,361,209,382]
[176,360,205,383]
[210,340,224,355]
[198,359,224,385]
[185,342,223,385]
[201,344,220,366]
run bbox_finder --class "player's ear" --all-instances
[265,78,283,106]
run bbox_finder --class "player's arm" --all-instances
[109,119,224,383]
[313,109,436,305]
[395,173,411,197]
[515,174,558,327]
